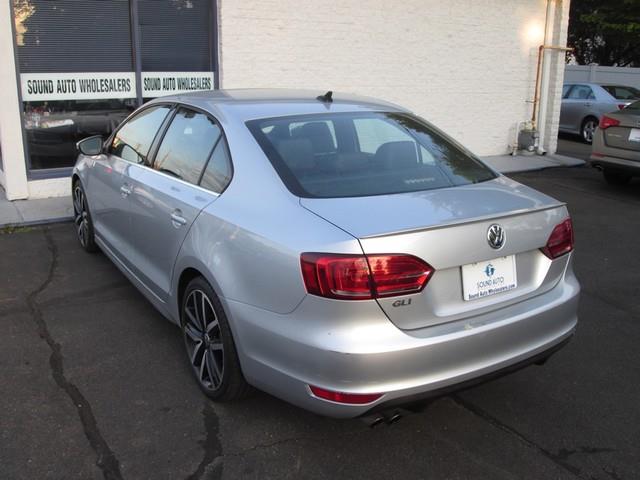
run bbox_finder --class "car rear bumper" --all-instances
[590,153,640,173]
[226,260,580,418]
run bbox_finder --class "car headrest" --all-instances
[275,138,315,172]
[292,122,336,154]
[374,141,418,169]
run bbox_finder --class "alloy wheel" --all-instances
[182,289,225,391]
[73,184,89,247]
[582,119,597,143]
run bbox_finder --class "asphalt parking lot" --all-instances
[1,165,639,480]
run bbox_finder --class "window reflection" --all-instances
[24,99,136,169]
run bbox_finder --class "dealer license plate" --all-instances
[629,129,640,142]
[462,255,517,301]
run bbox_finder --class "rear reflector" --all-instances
[301,253,434,300]
[309,385,383,404]
[600,115,620,129]
[541,218,574,259]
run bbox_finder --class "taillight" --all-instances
[600,115,620,129]
[300,253,434,300]
[618,104,627,110]
[309,385,383,404]
[541,219,574,259]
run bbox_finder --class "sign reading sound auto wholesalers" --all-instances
[20,71,215,101]
[21,72,137,101]
[141,72,214,97]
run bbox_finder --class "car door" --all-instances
[127,106,226,302]
[559,84,574,130]
[561,84,596,133]
[91,104,172,267]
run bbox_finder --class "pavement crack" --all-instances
[26,228,124,480]
[186,402,223,480]
[451,394,595,479]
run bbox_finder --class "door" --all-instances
[92,104,171,266]
[561,84,596,133]
[128,107,229,302]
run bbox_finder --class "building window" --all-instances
[13,0,216,173]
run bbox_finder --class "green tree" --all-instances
[568,0,640,66]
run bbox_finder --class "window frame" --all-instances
[146,102,234,194]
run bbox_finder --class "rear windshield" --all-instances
[602,85,640,100]
[246,112,496,198]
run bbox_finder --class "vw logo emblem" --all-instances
[487,224,505,250]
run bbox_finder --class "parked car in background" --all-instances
[559,83,640,144]
[591,100,640,185]
[72,89,579,418]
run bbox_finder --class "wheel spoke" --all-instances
[184,322,201,342]
[184,307,201,333]
[191,340,204,365]
[206,318,219,334]
[209,341,223,352]
[207,349,222,386]
[199,349,209,384]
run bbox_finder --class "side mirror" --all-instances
[77,135,103,156]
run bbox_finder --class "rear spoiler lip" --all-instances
[359,203,567,239]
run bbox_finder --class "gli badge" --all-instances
[487,224,505,250]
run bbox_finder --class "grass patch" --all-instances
[0,225,36,235]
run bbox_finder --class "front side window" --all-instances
[247,112,496,198]
[153,108,221,185]
[110,105,170,164]
[567,85,595,100]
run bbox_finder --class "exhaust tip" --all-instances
[385,412,402,425]
[368,415,386,428]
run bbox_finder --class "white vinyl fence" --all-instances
[564,65,640,89]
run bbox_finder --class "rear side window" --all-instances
[246,112,496,198]
[601,85,640,100]
[110,105,170,164]
[153,108,221,185]
[200,138,233,194]
[567,85,595,100]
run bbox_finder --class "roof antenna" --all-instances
[316,91,333,103]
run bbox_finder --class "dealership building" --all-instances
[0,0,570,201]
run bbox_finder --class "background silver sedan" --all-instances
[73,90,579,418]
[591,100,640,184]
[559,82,640,143]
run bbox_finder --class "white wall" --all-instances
[565,65,640,90]
[0,1,29,200]
[218,0,569,156]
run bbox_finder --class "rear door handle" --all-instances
[170,209,187,228]
[120,184,132,198]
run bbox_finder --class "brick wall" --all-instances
[218,0,569,156]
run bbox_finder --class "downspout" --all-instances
[532,0,572,154]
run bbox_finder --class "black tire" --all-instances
[603,169,632,186]
[72,179,98,253]
[581,117,598,144]
[180,276,252,401]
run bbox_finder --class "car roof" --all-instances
[147,88,408,122]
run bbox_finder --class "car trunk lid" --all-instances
[602,110,640,156]
[301,176,570,330]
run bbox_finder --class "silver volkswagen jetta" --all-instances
[73,89,579,418]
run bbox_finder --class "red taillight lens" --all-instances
[300,253,434,300]
[368,254,434,297]
[600,115,620,129]
[618,104,627,110]
[309,385,383,404]
[541,218,574,259]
